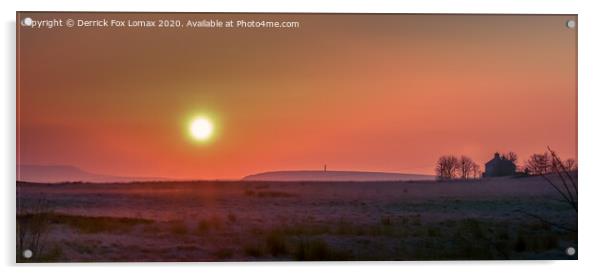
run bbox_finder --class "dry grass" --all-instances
[241,216,575,260]
[196,215,224,234]
[16,176,577,261]
[213,248,234,260]
[169,220,188,235]
[17,198,52,262]
[294,238,353,261]
[265,230,288,256]
[227,213,237,223]
[46,213,152,234]
[17,211,155,262]
[243,242,266,258]
[244,189,297,198]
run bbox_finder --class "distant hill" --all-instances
[242,170,435,182]
[17,165,165,183]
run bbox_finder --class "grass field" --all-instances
[16,175,577,262]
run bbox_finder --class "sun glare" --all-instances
[189,117,213,141]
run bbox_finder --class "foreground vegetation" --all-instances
[17,209,576,261]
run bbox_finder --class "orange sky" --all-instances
[17,13,577,180]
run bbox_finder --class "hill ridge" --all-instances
[242,170,435,182]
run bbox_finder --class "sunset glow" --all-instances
[16,13,577,180]
[15,12,579,262]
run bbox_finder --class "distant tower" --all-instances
[324,164,327,172]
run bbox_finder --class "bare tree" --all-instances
[502,151,518,165]
[545,147,577,212]
[517,147,578,232]
[470,163,482,179]
[515,147,577,232]
[435,155,459,180]
[564,158,577,171]
[525,152,552,175]
[458,155,476,179]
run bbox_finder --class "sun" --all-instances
[189,117,213,141]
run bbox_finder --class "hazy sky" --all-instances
[17,13,577,179]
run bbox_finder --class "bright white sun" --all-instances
[189,117,213,141]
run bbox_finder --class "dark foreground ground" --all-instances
[16,175,577,262]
